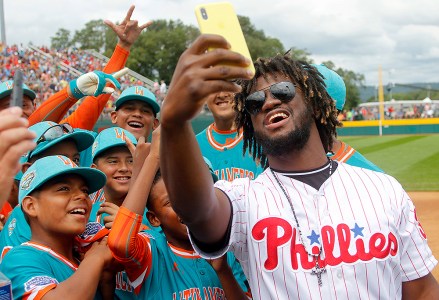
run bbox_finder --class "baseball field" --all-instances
[340,134,439,279]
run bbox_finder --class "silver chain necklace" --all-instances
[269,160,332,287]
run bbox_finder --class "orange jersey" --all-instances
[28,45,130,130]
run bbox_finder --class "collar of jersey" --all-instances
[23,241,79,270]
[168,242,201,259]
[207,123,243,151]
[271,160,332,176]
[330,141,354,163]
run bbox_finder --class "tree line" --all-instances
[51,16,364,110]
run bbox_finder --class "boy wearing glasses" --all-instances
[0,155,113,299]
[196,91,263,181]
[159,35,438,299]
[0,121,95,256]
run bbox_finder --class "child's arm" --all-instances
[30,5,151,129]
[107,128,160,293]
[208,255,251,300]
[125,127,160,214]
[38,238,112,300]
[61,5,152,130]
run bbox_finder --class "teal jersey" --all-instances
[88,190,162,300]
[126,230,249,299]
[77,129,97,167]
[0,206,30,259]
[0,242,97,299]
[89,189,162,234]
[329,141,384,173]
[196,124,263,181]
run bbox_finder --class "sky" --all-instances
[3,0,439,86]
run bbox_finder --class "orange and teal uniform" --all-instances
[329,141,383,172]
[108,206,251,299]
[28,44,130,130]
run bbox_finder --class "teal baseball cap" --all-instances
[115,86,160,115]
[27,121,95,162]
[19,155,107,204]
[312,64,346,111]
[92,127,137,160]
[203,157,218,183]
[0,80,36,101]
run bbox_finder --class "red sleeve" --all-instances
[0,202,12,217]
[61,44,130,130]
[108,206,152,294]
[28,88,75,126]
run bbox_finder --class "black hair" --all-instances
[234,55,341,168]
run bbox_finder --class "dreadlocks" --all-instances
[234,55,341,169]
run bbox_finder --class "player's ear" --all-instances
[22,162,32,173]
[21,196,38,218]
[110,111,118,124]
[146,211,160,227]
[152,118,160,130]
[90,163,98,169]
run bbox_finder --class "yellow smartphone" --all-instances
[195,2,255,74]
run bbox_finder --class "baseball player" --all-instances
[0,155,111,299]
[0,80,37,119]
[28,5,151,131]
[159,35,439,299]
[0,121,95,257]
[108,129,251,299]
[311,64,383,172]
[110,85,160,141]
[196,91,264,181]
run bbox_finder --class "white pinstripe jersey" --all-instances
[191,162,437,300]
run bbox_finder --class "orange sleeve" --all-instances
[28,88,76,126]
[61,44,130,130]
[108,206,152,293]
[0,202,12,217]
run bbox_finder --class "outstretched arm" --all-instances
[61,5,152,130]
[107,129,160,293]
[159,34,253,246]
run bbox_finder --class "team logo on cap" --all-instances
[135,86,144,96]
[114,128,126,140]
[20,171,36,190]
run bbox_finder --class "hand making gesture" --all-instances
[104,5,153,50]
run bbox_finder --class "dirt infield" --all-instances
[408,192,439,280]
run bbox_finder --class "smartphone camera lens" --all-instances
[200,8,208,20]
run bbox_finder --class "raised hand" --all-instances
[104,5,153,50]
[68,68,128,99]
[160,34,253,127]
[0,107,36,205]
[97,202,121,229]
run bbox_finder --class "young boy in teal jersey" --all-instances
[0,121,95,257]
[196,92,263,181]
[0,155,112,299]
[108,130,251,299]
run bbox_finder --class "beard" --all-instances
[254,107,314,156]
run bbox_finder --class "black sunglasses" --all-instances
[244,81,296,115]
[28,124,74,160]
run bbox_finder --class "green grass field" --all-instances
[340,134,439,191]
